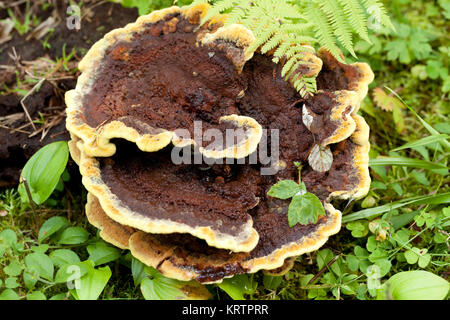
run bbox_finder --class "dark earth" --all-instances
[0,2,139,187]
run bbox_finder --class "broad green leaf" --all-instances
[54,262,89,284]
[140,267,211,300]
[71,261,111,300]
[346,255,360,272]
[23,271,38,290]
[5,277,19,289]
[405,249,419,264]
[218,274,256,300]
[390,134,449,152]
[263,275,282,290]
[49,293,67,300]
[267,180,300,199]
[141,277,185,300]
[24,252,54,281]
[58,227,89,245]
[49,249,80,267]
[316,248,333,270]
[374,259,392,277]
[0,229,17,248]
[288,193,325,227]
[18,141,69,205]
[418,254,431,268]
[377,271,449,300]
[87,241,121,266]
[369,157,448,171]
[38,216,69,243]
[0,289,19,300]
[4,260,23,277]
[131,257,147,286]
[26,291,46,300]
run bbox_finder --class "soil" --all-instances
[0,2,139,187]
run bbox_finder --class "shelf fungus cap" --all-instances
[79,115,370,284]
[76,138,260,253]
[65,4,259,158]
[301,48,374,172]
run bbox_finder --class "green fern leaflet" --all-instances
[192,0,394,97]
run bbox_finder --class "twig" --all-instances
[20,78,46,132]
[307,254,341,285]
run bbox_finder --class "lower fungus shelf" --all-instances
[86,192,340,283]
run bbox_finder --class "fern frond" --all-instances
[337,0,370,43]
[196,0,394,98]
[305,3,343,62]
[362,0,395,31]
[317,0,356,57]
[260,33,284,54]
[200,0,237,26]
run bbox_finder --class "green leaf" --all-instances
[0,289,19,300]
[24,252,54,281]
[23,271,38,290]
[4,260,23,277]
[377,271,449,300]
[346,255,360,272]
[87,241,121,266]
[71,261,111,300]
[267,180,300,199]
[263,275,282,290]
[0,229,18,249]
[5,277,19,289]
[140,276,186,300]
[131,257,147,286]
[139,267,209,300]
[58,227,89,245]
[317,249,333,270]
[218,274,256,300]
[411,170,430,186]
[38,216,69,243]
[31,244,50,253]
[54,262,89,284]
[49,293,67,300]
[418,254,431,268]
[49,249,80,267]
[26,291,46,300]
[288,193,325,227]
[18,141,69,205]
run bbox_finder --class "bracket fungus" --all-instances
[66,4,373,285]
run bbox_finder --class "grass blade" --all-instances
[385,86,450,151]
[342,192,450,223]
[369,157,448,170]
[390,134,449,152]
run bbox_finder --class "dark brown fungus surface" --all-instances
[67,4,373,282]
